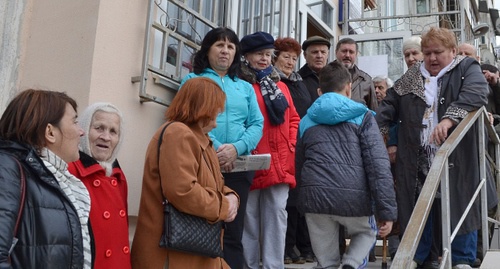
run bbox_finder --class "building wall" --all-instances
[0,0,26,111]
[9,0,167,217]
[7,0,463,232]
[1,0,342,235]
[1,0,335,216]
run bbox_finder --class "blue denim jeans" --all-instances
[414,206,477,266]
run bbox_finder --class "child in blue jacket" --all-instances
[296,61,397,269]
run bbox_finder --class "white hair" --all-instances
[373,75,394,88]
[78,102,124,176]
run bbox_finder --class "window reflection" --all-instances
[150,0,221,80]
[239,0,282,36]
[417,0,429,14]
[308,0,333,28]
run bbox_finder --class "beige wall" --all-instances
[16,0,170,216]
[0,1,26,110]
[1,0,342,226]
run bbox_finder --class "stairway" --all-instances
[480,250,500,269]
[481,224,500,269]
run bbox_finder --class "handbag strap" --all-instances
[157,121,175,202]
[8,156,26,258]
[156,121,216,203]
[12,157,26,237]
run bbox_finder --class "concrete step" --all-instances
[284,258,391,269]
[481,250,500,269]
[284,239,390,269]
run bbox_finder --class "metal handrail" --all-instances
[391,106,500,268]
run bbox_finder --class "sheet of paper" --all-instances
[358,54,388,78]
[230,153,271,172]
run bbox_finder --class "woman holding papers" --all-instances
[180,27,264,269]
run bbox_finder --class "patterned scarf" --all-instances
[419,59,455,167]
[40,148,92,269]
[276,68,303,82]
[249,64,289,125]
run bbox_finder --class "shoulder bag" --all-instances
[157,122,224,258]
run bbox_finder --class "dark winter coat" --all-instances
[298,64,321,101]
[296,92,397,221]
[0,139,87,269]
[376,56,490,235]
[278,71,312,119]
[277,70,312,205]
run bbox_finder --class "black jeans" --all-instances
[222,171,254,269]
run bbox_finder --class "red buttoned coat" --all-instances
[69,152,131,269]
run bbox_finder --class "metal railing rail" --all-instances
[391,106,500,268]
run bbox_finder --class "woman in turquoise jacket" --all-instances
[180,27,263,269]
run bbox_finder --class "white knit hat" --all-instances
[79,102,124,175]
[403,36,422,52]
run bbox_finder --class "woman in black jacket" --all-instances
[0,89,90,269]
[376,27,489,268]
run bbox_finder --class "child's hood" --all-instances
[308,92,369,125]
[299,92,372,138]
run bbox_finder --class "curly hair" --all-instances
[274,37,301,57]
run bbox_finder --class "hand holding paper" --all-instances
[229,153,271,173]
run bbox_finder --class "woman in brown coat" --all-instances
[131,77,239,269]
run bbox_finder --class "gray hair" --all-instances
[78,102,124,176]
[372,75,394,88]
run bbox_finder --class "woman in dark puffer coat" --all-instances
[0,89,90,269]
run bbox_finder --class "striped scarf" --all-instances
[250,65,289,125]
[40,148,92,269]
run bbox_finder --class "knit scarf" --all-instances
[40,148,92,269]
[419,59,455,167]
[250,64,289,125]
[276,68,303,82]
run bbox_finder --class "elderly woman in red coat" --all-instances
[239,32,300,269]
[68,102,131,269]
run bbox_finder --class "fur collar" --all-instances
[393,55,466,102]
[240,63,281,84]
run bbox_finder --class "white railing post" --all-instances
[441,158,452,268]
[391,107,500,269]
[479,110,489,259]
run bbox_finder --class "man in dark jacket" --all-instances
[335,37,378,110]
[298,36,331,101]
[296,61,397,269]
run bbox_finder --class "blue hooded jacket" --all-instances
[295,92,397,220]
[181,68,263,155]
[299,92,371,137]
